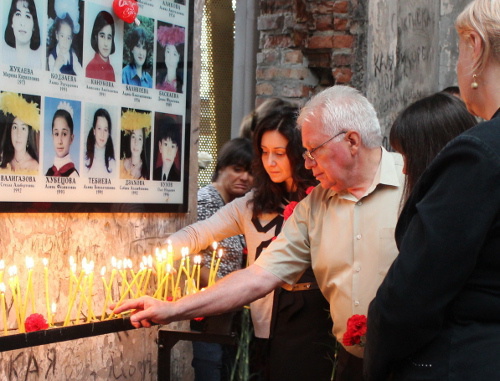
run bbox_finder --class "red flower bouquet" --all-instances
[25,313,49,332]
[342,314,367,346]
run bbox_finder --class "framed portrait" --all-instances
[0,0,194,213]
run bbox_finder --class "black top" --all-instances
[365,109,500,380]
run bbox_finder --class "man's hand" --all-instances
[110,296,172,328]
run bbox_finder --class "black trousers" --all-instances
[336,345,365,381]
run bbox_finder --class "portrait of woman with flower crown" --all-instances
[120,108,151,180]
[155,22,185,93]
[44,97,81,177]
[0,92,40,174]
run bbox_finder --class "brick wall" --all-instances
[255,0,367,105]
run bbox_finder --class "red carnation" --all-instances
[306,186,315,195]
[25,313,49,332]
[283,201,298,220]
[342,314,367,346]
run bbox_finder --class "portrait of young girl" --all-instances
[0,92,40,174]
[43,97,81,177]
[84,105,117,178]
[3,0,42,69]
[46,0,83,76]
[120,108,151,180]
[156,22,185,93]
[122,16,154,88]
[85,6,119,82]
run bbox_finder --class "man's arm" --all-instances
[112,264,283,328]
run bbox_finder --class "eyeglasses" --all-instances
[302,131,347,161]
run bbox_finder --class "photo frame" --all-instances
[0,0,194,213]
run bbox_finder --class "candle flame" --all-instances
[43,258,49,267]
[25,256,34,269]
[101,266,106,276]
[212,242,218,251]
[218,249,224,258]
[51,302,57,313]
[0,283,5,293]
[0,259,4,270]
[8,265,17,277]
[194,255,202,265]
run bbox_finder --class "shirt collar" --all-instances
[327,147,404,201]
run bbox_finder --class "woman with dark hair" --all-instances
[3,0,42,68]
[156,24,184,93]
[167,101,336,380]
[0,92,39,174]
[365,0,500,379]
[153,115,182,181]
[85,108,115,177]
[85,10,116,81]
[122,26,153,88]
[390,92,477,202]
[46,102,79,177]
[189,137,253,381]
[48,13,83,76]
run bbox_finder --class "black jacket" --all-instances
[365,109,500,380]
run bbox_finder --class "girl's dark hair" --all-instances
[55,13,74,35]
[0,115,39,168]
[90,11,115,55]
[85,108,115,172]
[52,109,74,134]
[390,92,477,201]
[251,102,317,218]
[122,127,149,180]
[5,0,41,50]
[155,42,184,93]
[211,137,253,182]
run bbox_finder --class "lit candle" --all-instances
[140,256,153,296]
[63,262,84,327]
[23,256,35,322]
[100,266,109,321]
[43,258,51,326]
[163,264,172,300]
[86,260,95,323]
[194,255,201,292]
[0,283,7,334]
[51,302,56,327]
[109,257,118,302]
[8,266,23,333]
[135,262,147,298]
[211,249,224,286]
[174,249,186,301]
[208,242,218,286]
[0,259,4,284]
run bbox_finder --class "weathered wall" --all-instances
[366,0,469,147]
[255,0,469,132]
[0,0,204,377]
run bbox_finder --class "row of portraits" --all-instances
[2,0,186,92]
[0,91,183,181]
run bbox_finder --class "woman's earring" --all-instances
[471,74,479,89]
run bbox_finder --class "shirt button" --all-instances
[357,201,362,206]
[354,300,360,306]
[355,266,361,272]
[356,234,362,240]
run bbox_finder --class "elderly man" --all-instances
[112,86,404,380]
